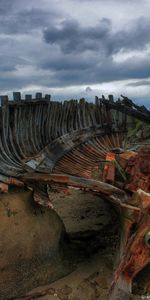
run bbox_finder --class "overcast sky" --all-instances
[0,0,150,106]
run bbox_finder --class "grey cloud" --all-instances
[41,52,97,71]
[0,0,150,107]
[0,8,59,34]
[39,55,150,88]
[126,80,150,87]
[85,87,93,92]
[0,55,27,71]
[111,18,150,53]
[55,53,150,87]
[40,15,150,87]
[44,17,150,55]
[0,0,16,15]
[0,0,61,35]
[0,67,59,91]
[44,18,111,53]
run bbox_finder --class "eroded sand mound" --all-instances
[0,189,72,299]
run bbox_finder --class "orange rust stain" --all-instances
[139,190,150,209]
[103,152,116,184]
[119,151,138,161]
[123,246,150,281]
[50,174,69,183]
[0,182,8,193]
[7,178,24,187]
[119,148,150,193]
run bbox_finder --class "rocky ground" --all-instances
[16,189,149,300]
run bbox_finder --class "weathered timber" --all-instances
[0,93,149,300]
[0,94,149,179]
[21,173,127,202]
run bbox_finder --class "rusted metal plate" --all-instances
[123,147,150,192]
[109,189,150,299]
[103,152,116,184]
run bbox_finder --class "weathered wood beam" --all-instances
[21,173,128,202]
[101,99,150,123]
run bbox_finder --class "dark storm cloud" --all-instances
[40,16,150,87]
[0,55,27,71]
[44,18,111,54]
[0,9,47,34]
[0,0,16,15]
[0,0,150,106]
[50,57,150,87]
[112,18,150,53]
[41,52,96,71]
[0,0,60,34]
[44,17,150,55]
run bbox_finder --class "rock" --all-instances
[0,188,73,299]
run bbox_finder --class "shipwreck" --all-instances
[0,92,149,300]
